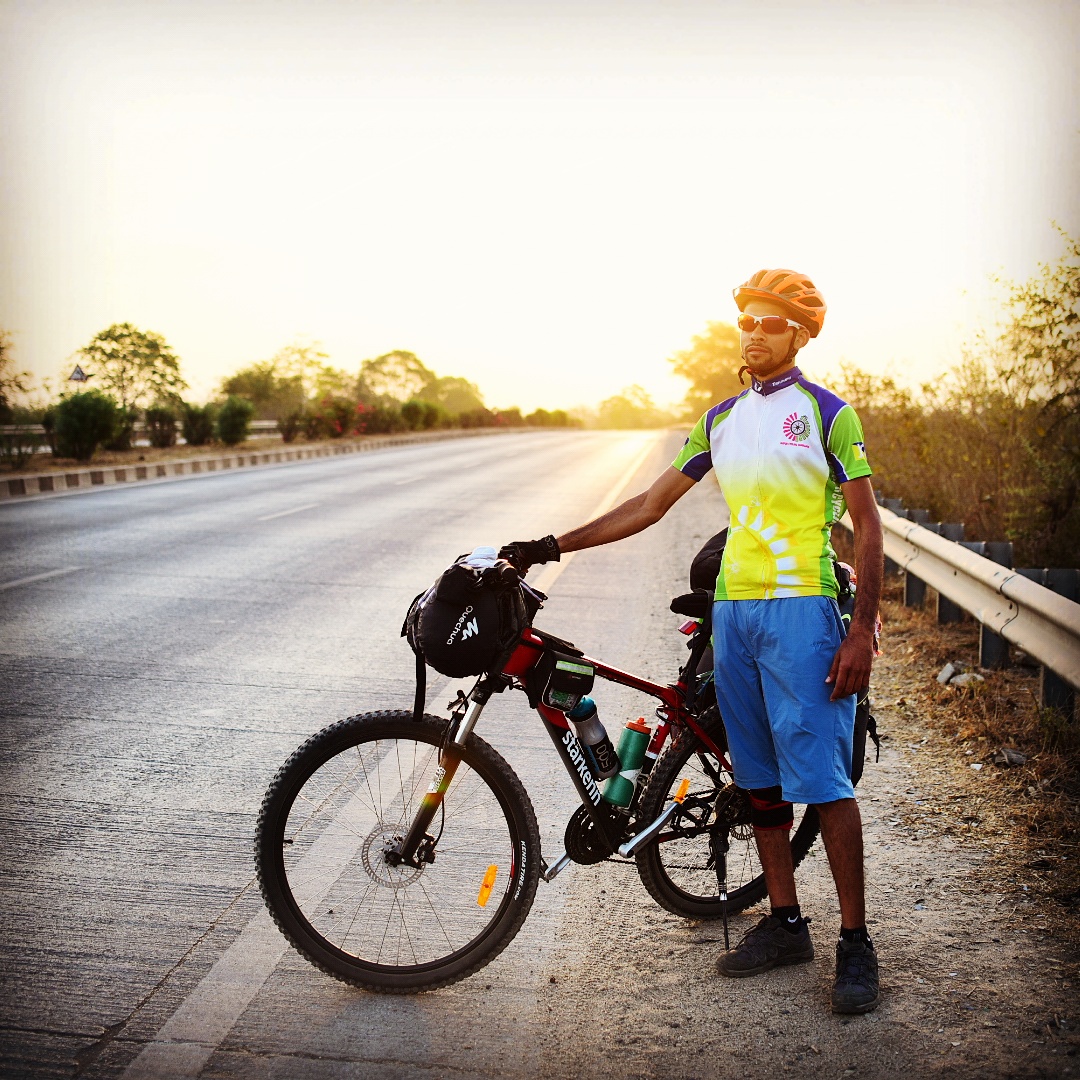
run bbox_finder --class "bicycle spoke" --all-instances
[276,731,517,969]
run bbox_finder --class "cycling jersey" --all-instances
[672,367,872,600]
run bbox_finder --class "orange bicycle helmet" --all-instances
[733,269,827,338]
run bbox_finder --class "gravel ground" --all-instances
[516,598,1079,1080]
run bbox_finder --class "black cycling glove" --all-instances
[498,535,561,572]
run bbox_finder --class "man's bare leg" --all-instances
[716,824,814,976]
[754,826,799,908]
[816,797,865,928]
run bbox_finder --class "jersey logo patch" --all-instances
[782,412,811,445]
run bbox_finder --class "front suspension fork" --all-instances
[392,690,489,866]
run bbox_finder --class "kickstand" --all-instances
[713,835,730,951]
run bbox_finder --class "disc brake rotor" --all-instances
[361,823,425,888]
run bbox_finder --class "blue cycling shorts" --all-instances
[712,596,856,805]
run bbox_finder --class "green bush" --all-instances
[144,404,178,448]
[216,395,255,446]
[401,399,444,431]
[40,406,58,455]
[494,407,526,427]
[53,390,119,462]
[360,402,404,434]
[308,395,356,438]
[277,408,305,443]
[182,403,215,446]
[458,407,495,429]
[420,402,442,429]
[104,406,138,451]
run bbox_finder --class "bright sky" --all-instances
[1,0,1078,412]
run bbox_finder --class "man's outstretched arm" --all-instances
[557,467,696,553]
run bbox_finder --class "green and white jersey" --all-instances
[672,367,872,600]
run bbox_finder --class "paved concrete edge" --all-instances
[0,428,521,502]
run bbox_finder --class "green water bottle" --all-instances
[602,717,651,807]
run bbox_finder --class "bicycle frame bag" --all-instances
[526,648,594,712]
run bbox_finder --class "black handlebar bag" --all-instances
[402,559,542,720]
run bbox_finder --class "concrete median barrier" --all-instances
[0,428,521,501]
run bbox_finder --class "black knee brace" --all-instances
[748,786,794,830]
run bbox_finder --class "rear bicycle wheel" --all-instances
[255,710,540,992]
[635,708,819,919]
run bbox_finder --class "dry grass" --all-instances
[872,572,1080,945]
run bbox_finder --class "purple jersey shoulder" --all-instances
[795,375,851,443]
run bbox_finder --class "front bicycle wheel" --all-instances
[255,710,541,993]
[635,708,819,919]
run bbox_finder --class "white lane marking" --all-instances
[121,912,287,1080]
[0,566,83,592]
[256,502,320,522]
[530,432,664,595]
[123,741,420,1078]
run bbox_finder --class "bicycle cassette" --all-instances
[713,784,754,840]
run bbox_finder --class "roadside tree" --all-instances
[220,361,305,420]
[668,321,744,419]
[597,385,673,429]
[419,376,485,417]
[358,351,436,404]
[77,324,188,415]
[834,229,1079,567]
[0,330,32,423]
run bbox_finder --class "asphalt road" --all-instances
[3,429,1072,1080]
[0,429,713,1078]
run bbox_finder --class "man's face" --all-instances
[739,299,810,380]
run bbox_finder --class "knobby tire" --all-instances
[255,710,541,993]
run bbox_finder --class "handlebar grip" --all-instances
[475,561,521,588]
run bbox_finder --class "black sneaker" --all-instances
[832,938,880,1013]
[716,915,815,978]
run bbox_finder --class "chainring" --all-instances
[564,805,618,864]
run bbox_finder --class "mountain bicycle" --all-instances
[254,576,833,994]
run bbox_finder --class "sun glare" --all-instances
[1,0,1077,412]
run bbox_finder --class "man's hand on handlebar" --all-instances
[497,535,560,573]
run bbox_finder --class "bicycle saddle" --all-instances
[669,590,712,621]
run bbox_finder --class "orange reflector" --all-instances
[477,864,499,907]
[674,778,691,803]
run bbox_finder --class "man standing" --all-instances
[500,269,884,1014]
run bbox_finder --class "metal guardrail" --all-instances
[843,506,1080,696]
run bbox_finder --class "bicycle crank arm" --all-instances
[540,851,573,882]
[617,800,681,858]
